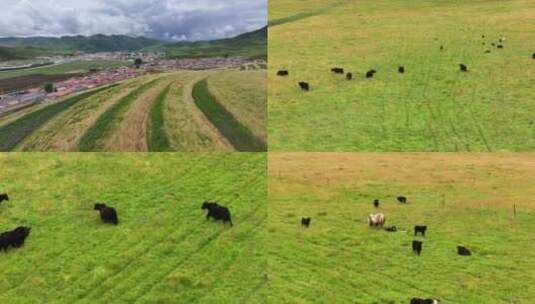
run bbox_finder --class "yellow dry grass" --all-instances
[269,153,535,210]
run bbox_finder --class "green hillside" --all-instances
[147,27,267,59]
[0,35,161,53]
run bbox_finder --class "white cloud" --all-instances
[0,0,266,41]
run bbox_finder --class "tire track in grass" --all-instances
[268,0,351,27]
[66,161,264,302]
[147,84,172,151]
[132,203,265,303]
[108,177,266,303]
[192,79,267,152]
[0,85,116,151]
[77,79,159,151]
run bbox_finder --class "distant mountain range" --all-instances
[0,27,267,61]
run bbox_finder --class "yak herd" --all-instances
[277,35,534,92]
[300,195,475,303]
[0,192,233,254]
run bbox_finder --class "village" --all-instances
[0,54,265,115]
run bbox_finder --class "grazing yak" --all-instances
[368,213,385,228]
[457,246,472,256]
[497,44,504,49]
[0,226,31,252]
[385,226,397,232]
[298,82,310,91]
[277,70,289,76]
[459,64,468,72]
[410,298,439,304]
[485,50,491,54]
[94,203,119,225]
[439,45,444,51]
[532,52,535,59]
[414,225,427,237]
[331,67,344,74]
[373,199,379,208]
[365,69,376,78]
[412,240,423,255]
[301,217,311,227]
[346,72,353,80]
[0,193,9,204]
[202,201,233,226]
[397,196,407,203]
[398,66,405,74]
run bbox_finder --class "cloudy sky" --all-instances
[0,0,266,41]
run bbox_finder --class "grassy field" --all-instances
[268,153,535,303]
[268,0,535,151]
[0,153,267,304]
[0,60,129,80]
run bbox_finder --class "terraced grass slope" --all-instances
[268,153,535,303]
[77,79,160,151]
[0,85,117,151]
[207,70,267,145]
[0,70,267,152]
[269,0,535,151]
[192,79,266,152]
[0,153,267,304]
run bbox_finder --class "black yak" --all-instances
[298,82,310,91]
[414,225,427,237]
[368,213,385,228]
[397,196,407,203]
[277,70,289,76]
[398,66,405,74]
[94,203,119,225]
[412,240,423,255]
[373,199,379,208]
[301,217,311,227]
[410,298,439,304]
[440,45,444,50]
[202,201,232,226]
[0,193,9,204]
[346,72,353,80]
[365,69,376,78]
[0,226,31,252]
[385,226,397,232]
[485,50,491,54]
[331,67,344,74]
[457,246,472,256]
[532,52,535,59]
[459,64,468,72]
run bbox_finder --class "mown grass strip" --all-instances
[0,85,116,151]
[192,79,266,152]
[268,0,350,27]
[77,79,158,151]
[148,84,172,151]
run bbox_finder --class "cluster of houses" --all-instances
[0,66,139,114]
[149,56,265,70]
